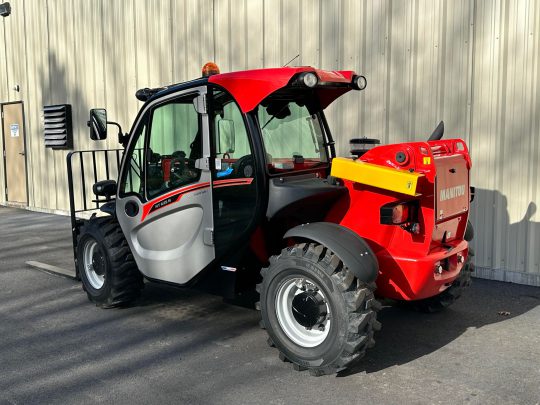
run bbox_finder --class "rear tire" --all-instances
[464,220,474,241]
[257,243,381,376]
[77,216,143,308]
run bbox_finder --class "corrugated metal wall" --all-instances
[1,0,539,286]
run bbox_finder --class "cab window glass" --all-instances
[146,95,202,199]
[257,102,327,174]
[211,90,257,256]
[120,123,146,196]
[212,91,253,179]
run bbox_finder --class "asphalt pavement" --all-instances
[0,206,539,405]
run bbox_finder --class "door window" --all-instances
[119,93,203,200]
[213,92,252,178]
[146,96,202,199]
[120,123,146,196]
[211,90,257,255]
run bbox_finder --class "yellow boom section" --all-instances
[330,157,424,196]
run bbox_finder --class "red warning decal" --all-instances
[140,178,254,221]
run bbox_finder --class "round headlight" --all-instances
[352,75,367,90]
[302,72,318,88]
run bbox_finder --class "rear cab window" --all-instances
[257,97,328,175]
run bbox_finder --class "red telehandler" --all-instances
[67,63,474,375]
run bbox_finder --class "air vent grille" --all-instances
[43,104,72,149]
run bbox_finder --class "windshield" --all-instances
[257,101,328,174]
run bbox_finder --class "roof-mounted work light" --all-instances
[352,75,367,90]
[296,72,318,88]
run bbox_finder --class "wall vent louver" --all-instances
[43,104,72,149]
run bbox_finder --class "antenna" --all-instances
[282,54,300,67]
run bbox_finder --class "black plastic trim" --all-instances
[266,175,346,220]
[283,222,378,283]
[319,112,336,158]
[99,201,116,216]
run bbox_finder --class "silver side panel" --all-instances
[116,87,215,285]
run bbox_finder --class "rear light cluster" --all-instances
[380,201,420,234]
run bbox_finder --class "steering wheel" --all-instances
[233,155,254,178]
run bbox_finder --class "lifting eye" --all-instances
[395,151,409,165]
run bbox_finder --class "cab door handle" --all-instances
[18,151,25,156]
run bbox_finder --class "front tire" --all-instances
[257,243,381,376]
[77,216,143,308]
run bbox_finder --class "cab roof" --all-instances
[146,67,357,112]
[209,67,356,112]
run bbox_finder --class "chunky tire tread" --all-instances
[79,217,143,308]
[257,242,381,376]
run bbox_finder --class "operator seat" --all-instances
[146,148,165,194]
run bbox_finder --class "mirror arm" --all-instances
[119,133,130,148]
[107,120,129,147]
[107,120,122,135]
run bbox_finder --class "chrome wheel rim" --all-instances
[83,239,105,289]
[275,277,331,347]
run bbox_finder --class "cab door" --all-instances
[116,87,215,285]
[209,88,259,258]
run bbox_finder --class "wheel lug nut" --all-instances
[318,324,325,331]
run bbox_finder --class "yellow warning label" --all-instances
[423,157,431,165]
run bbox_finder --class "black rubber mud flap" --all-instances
[283,222,378,284]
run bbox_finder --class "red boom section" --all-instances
[327,139,472,300]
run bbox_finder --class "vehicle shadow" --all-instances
[338,277,540,376]
[340,187,540,376]
[126,187,540,378]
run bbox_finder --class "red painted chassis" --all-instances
[327,139,471,300]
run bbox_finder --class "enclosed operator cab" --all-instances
[109,67,366,288]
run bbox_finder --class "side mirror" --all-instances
[88,108,108,140]
[93,179,117,199]
[217,119,235,154]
